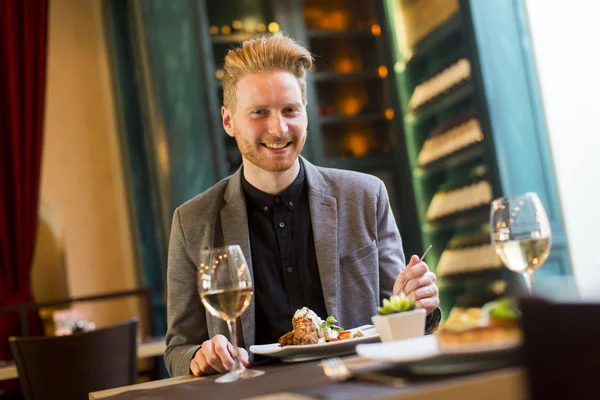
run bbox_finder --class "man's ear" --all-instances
[222,106,235,137]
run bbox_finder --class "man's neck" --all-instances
[242,158,300,195]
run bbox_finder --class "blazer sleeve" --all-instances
[376,179,406,302]
[164,208,206,377]
[375,180,442,333]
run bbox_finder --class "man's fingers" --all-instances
[412,284,439,301]
[215,342,233,370]
[406,254,420,269]
[238,347,250,367]
[194,335,249,375]
[200,337,229,373]
[394,256,432,295]
[195,351,217,376]
[226,343,250,367]
[393,272,405,295]
[402,262,429,281]
[190,358,201,376]
[403,272,436,297]
[201,347,227,373]
[417,296,440,314]
[212,336,235,371]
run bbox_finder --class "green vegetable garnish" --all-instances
[483,297,520,321]
[320,315,343,332]
[378,293,416,315]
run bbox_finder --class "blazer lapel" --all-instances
[220,167,255,348]
[303,158,339,318]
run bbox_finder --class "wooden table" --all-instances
[89,359,529,400]
[0,336,166,381]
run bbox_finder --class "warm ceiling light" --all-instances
[209,26,219,35]
[378,66,388,78]
[385,108,394,120]
[232,20,242,30]
[371,24,381,36]
[268,22,280,33]
[221,25,231,35]
[215,70,225,80]
[257,23,267,32]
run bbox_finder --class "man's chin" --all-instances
[247,155,297,173]
[257,160,296,172]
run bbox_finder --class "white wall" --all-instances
[526,0,600,298]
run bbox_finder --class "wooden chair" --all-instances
[9,318,138,400]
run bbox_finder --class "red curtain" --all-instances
[0,0,48,381]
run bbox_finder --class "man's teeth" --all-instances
[264,143,287,149]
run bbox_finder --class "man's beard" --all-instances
[234,128,306,172]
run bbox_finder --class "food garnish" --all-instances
[319,315,343,333]
[483,297,520,321]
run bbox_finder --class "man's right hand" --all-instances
[190,334,250,376]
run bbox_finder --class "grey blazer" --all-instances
[165,157,406,377]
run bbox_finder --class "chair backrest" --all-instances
[520,298,600,400]
[9,317,138,400]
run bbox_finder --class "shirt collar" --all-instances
[242,159,305,212]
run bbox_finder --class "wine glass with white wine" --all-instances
[490,192,552,295]
[198,245,264,383]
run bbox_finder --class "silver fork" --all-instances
[321,357,406,387]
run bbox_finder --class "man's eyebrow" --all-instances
[244,104,268,112]
[244,102,303,111]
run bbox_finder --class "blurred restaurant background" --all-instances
[1,0,599,395]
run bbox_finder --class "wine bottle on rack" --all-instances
[426,180,492,221]
[437,224,502,277]
[418,118,483,166]
[409,58,471,112]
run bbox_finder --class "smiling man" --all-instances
[165,36,441,378]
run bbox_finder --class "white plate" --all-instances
[250,325,380,362]
[355,335,440,364]
[356,335,521,375]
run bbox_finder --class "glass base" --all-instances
[215,368,265,383]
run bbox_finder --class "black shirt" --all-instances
[242,161,328,345]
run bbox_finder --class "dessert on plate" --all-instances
[278,307,363,347]
[435,297,522,349]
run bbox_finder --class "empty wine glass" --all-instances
[490,192,552,295]
[198,245,264,383]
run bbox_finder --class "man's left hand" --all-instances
[393,255,439,315]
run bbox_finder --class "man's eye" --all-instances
[284,108,298,113]
[252,110,267,116]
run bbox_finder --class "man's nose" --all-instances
[267,114,289,137]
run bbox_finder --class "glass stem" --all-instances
[523,269,534,296]
[226,319,244,373]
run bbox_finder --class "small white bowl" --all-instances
[371,308,426,342]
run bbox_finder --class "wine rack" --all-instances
[384,0,512,317]
[301,0,394,162]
